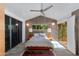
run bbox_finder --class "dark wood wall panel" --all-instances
[75,16,79,55]
[72,9,79,55]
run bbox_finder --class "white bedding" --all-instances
[25,34,53,48]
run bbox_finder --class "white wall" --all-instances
[67,15,76,54]
[57,15,76,54]
[5,9,23,21]
[22,21,25,42]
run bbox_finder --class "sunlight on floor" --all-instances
[51,41,65,49]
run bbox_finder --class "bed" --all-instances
[25,33,54,49]
[23,33,55,56]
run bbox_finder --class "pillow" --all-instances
[34,33,40,37]
[39,33,46,36]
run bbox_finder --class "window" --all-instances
[32,24,48,30]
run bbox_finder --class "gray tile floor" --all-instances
[54,48,74,56]
[5,43,25,56]
[5,41,75,56]
[51,41,74,56]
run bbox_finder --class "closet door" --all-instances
[5,15,22,51]
[5,15,10,52]
[11,18,18,48]
[18,21,22,43]
[14,20,22,44]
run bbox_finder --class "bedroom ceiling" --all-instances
[4,3,79,21]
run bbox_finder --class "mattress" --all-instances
[25,35,54,48]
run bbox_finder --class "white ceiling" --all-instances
[4,3,79,21]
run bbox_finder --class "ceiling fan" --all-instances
[30,3,53,16]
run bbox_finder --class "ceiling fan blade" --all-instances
[41,3,43,10]
[44,5,53,11]
[41,11,45,16]
[30,10,41,12]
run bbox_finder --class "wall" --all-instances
[5,9,23,21]
[67,15,76,54]
[0,4,5,55]
[57,15,76,54]
[25,15,57,41]
[22,21,25,42]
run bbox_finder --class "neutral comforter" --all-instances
[25,35,53,48]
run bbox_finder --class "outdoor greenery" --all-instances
[58,22,67,41]
[32,24,48,30]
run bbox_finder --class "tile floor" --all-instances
[5,41,74,56]
[51,41,74,56]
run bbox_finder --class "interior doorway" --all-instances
[58,22,67,48]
